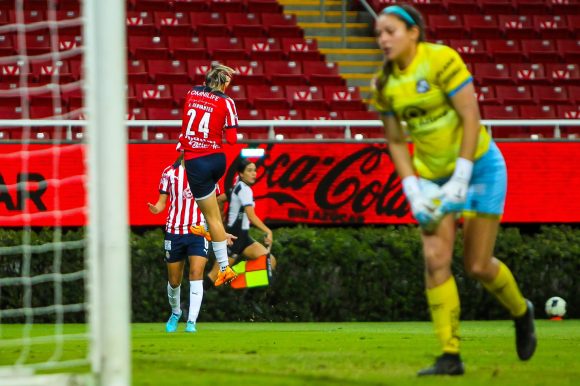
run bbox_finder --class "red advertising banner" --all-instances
[1,142,580,226]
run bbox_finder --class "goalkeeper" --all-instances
[371,3,536,376]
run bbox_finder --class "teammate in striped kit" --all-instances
[148,154,231,333]
[177,63,239,286]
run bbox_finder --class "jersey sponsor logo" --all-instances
[416,79,430,93]
[402,106,427,120]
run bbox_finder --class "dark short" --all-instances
[184,153,226,200]
[227,229,256,256]
[164,232,208,263]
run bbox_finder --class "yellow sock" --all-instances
[481,261,527,318]
[426,276,461,354]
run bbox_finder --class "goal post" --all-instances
[83,0,131,385]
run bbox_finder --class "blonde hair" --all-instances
[205,63,235,91]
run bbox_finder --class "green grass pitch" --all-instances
[1,321,578,385]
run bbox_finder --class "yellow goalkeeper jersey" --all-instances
[371,42,491,180]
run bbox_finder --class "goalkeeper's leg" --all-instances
[463,216,536,361]
[417,216,464,376]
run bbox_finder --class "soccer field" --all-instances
[1,321,579,385]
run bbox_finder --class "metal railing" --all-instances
[1,119,580,142]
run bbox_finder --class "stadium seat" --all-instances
[481,105,520,119]
[303,110,341,120]
[485,39,525,62]
[498,15,536,39]
[58,35,81,53]
[446,0,481,14]
[131,0,173,11]
[246,85,288,109]
[557,105,580,119]
[495,86,533,105]
[324,85,365,110]
[302,61,344,86]
[0,105,22,120]
[281,38,321,61]
[243,37,284,60]
[237,108,264,120]
[448,39,489,62]
[171,84,193,106]
[167,36,207,59]
[24,33,51,55]
[515,0,548,14]
[285,85,327,110]
[532,85,569,105]
[473,63,514,85]
[186,60,214,84]
[224,84,249,109]
[190,12,228,37]
[147,59,190,84]
[9,9,45,24]
[61,87,83,111]
[263,109,303,120]
[546,63,580,84]
[173,0,208,12]
[0,62,28,82]
[474,86,499,105]
[569,85,580,104]
[30,60,73,83]
[226,13,266,37]
[427,15,466,39]
[260,12,297,26]
[128,36,169,59]
[510,63,549,85]
[477,0,515,15]
[55,10,82,35]
[208,0,244,13]
[567,15,580,35]
[519,105,557,119]
[265,60,307,85]
[127,59,149,83]
[0,9,10,25]
[154,11,192,36]
[0,33,15,56]
[246,0,283,14]
[532,15,570,39]
[224,59,267,85]
[146,106,182,121]
[556,40,580,62]
[463,15,501,38]
[134,83,174,107]
[552,1,580,15]
[521,40,560,63]
[206,37,248,60]
[126,11,156,35]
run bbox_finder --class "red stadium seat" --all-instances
[260,13,301,38]
[226,13,266,37]
[0,105,22,120]
[546,63,580,84]
[265,60,307,85]
[463,15,501,39]
[515,0,548,14]
[532,15,570,39]
[481,105,519,119]
[495,86,533,105]
[128,36,169,59]
[173,0,208,12]
[427,15,466,39]
[552,1,580,15]
[510,63,549,85]
[556,40,580,62]
[147,59,190,84]
[171,84,193,106]
[0,33,15,56]
[58,35,81,53]
[246,84,288,109]
[303,110,341,120]
[190,12,228,37]
[146,107,182,120]
[477,0,515,15]
[30,60,73,83]
[446,0,481,14]
[0,62,28,82]
[24,33,51,55]
[567,15,580,35]
[206,37,248,60]
[324,85,364,110]
[246,0,283,14]
[485,39,525,62]
[154,11,192,36]
[263,109,303,120]
[243,37,284,60]
[0,9,10,25]
[134,83,174,107]
[473,63,514,85]
[127,59,150,83]
[521,40,560,63]
[557,105,580,119]
[224,84,249,109]
[532,85,569,105]
[186,60,214,84]
[448,39,489,63]
[569,85,580,103]
[126,11,156,35]
[281,38,321,61]
[237,108,264,120]
[61,87,83,111]
[9,9,45,24]
[285,85,327,110]
[474,86,499,105]
[519,105,557,119]
[224,59,267,85]
[498,15,536,39]
[302,61,344,86]
[167,36,207,59]
[208,0,244,12]
[260,12,297,26]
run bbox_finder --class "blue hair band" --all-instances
[381,5,416,26]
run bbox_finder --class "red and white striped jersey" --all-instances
[159,162,215,235]
[177,85,238,159]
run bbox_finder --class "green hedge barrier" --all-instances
[1,226,578,323]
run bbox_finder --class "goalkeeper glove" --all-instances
[402,176,443,232]
[440,158,473,214]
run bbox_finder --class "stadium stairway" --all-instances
[283,0,381,101]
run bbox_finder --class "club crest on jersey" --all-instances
[183,188,193,199]
[416,79,430,93]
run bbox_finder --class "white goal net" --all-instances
[0,1,130,385]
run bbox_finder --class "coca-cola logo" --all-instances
[224,144,409,223]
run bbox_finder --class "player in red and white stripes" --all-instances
[176,63,239,286]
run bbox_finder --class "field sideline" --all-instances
[1,321,579,385]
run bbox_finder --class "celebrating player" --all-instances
[372,3,536,375]
[177,63,238,286]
